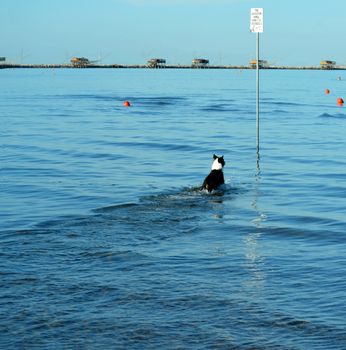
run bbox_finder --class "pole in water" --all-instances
[256,32,260,161]
[250,8,263,168]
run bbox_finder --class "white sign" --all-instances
[250,8,263,33]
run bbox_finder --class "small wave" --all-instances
[109,140,202,152]
[5,276,39,286]
[48,94,188,107]
[93,202,138,213]
[50,93,115,101]
[262,220,345,244]
[272,109,290,114]
[318,112,346,119]
[131,96,187,106]
[78,249,149,262]
[3,228,58,236]
[270,101,307,107]
[200,103,240,112]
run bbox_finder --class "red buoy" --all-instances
[123,101,131,107]
[337,97,344,106]
[325,89,330,95]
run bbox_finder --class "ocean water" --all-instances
[1,68,346,349]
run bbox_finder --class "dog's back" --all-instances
[201,154,225,192]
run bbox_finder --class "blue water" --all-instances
[1,68,346,349]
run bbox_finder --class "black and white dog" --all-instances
[201,154,225,192]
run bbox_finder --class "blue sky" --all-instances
[1,0,345,66]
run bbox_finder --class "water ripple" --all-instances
[2,69,346,349]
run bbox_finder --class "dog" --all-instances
[201,154,225,192]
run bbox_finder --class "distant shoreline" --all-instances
[1,63,346,70]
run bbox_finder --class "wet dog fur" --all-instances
[201,154,225,192]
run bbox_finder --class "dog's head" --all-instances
[211,154,225,170]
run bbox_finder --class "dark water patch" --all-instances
[1,228,60,237]
[269,101,308,107]
[252,311,346,349]
[50,93,118,102]
[78,249,147,261]
[271,109,290,114]
[35,215,92,230]
[261,221,346,245]
[5,142,130,162]
[318,112,346,119]
[109,140,203,152]
[129,96,188,107]
[46,95,188,109]
[309,172,346,181]
[2,165,68,177]
[93,202,138,213]
[76,250,154,271]
[200,102,241,112]
[2,276,40,287]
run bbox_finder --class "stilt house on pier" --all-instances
[147,58,166,68]
[70,57,91,66]
[249,59,269,68]
[320,60,336,69]
[192,58,209,68]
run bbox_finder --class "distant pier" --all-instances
[1,63,346,70]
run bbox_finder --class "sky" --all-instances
[1,0,345,66]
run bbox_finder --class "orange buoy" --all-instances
[123,100,131,107]
[337,97,344,105]
[325,89,330,95]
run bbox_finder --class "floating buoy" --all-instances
[337,97,344,106]
[325,89,330,95]
[123,100,131,107]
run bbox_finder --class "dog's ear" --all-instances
[213,154,217,160]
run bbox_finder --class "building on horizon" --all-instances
[70,57,91,66]
[320,60,336,69]
[249,59,269,68]
[192,58,209,68]
[147,58,166,68]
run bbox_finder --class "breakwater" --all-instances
[1,63,346,70]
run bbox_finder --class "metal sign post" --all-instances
[250,8,263,166]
